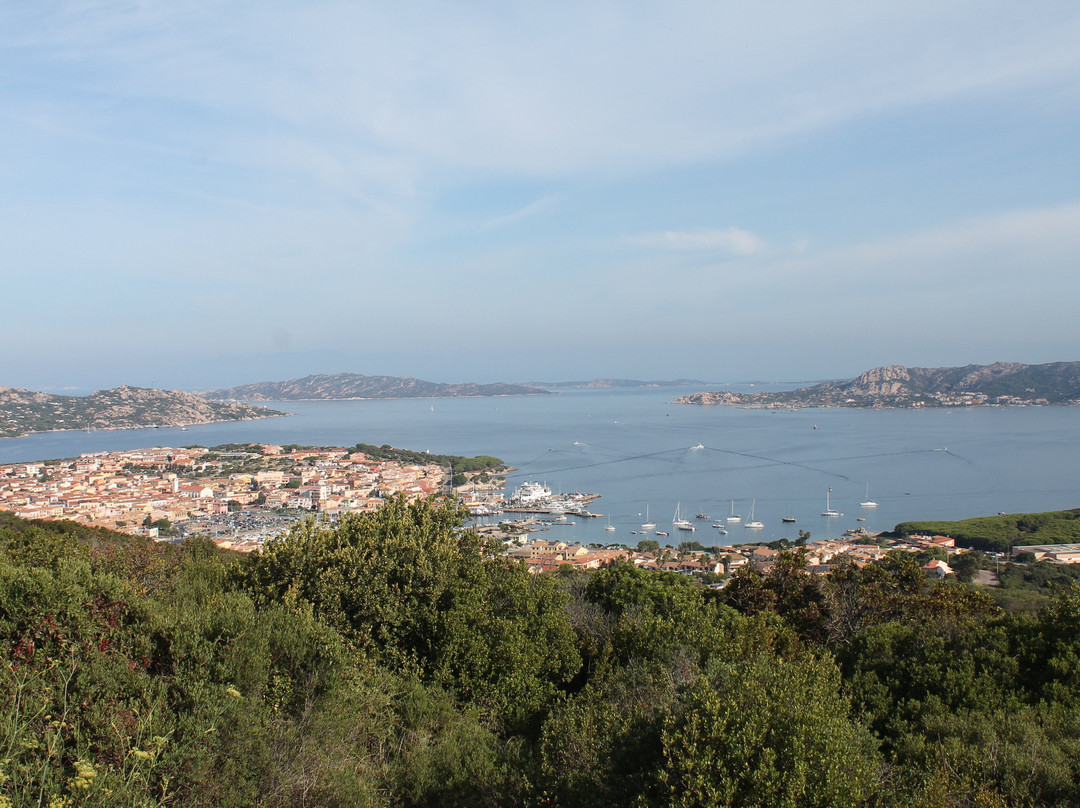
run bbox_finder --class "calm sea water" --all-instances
[3,387,1078,546]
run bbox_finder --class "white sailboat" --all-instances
[641,505,656,531]
[673,502,695,531]
[744,498,764,529]
[726,499,741,524]
[822,487,842,517]
[860,483,878,508]
[604,515,616,532]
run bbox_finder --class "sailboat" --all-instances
[726,499,741,524]
[860,483,878,508]
[605,515,616,532]
[673,503,695,531]
[641,505,656,531]
[822,487,842,517]
[744,499,764,529]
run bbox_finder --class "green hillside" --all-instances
[895,508,1080,552]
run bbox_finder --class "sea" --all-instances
[3,386,1079,547]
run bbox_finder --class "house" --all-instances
[722,553,749,574]
[923,559,953,579]
[178,484,214,499]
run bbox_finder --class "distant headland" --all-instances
[203,372,551,401]
[675,362,1080,409]
[0,385,286,438]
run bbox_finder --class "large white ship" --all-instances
[513,480,553,505]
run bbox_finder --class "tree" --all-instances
[950,550,984,583]
[242,495,580,734]
[652,618,880,808]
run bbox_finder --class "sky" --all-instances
[4,1,1080,392]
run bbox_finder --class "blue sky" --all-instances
[4,1,1080,391]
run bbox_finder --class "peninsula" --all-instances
[675,361,1080,409]
[204,372,551,401]
[0,385,286,438]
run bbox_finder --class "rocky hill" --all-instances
[0,385,286,438]
[205,373,551,401]
[675,362,1080,408]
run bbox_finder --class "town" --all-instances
[0,443,1007,584]
[0,444,448,551]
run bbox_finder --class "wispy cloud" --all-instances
[627,228,766,255]
[7,2,1080,187]
[480,193,562,231]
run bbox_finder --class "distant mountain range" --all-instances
[204,373,551,401]
[0,386,285,438]
[675,362,1080,408]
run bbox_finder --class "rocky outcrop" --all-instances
[675,390,750,406]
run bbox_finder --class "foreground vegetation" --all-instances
[3,501,1080,806]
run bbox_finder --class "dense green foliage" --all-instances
[4,505,1080,806]
[895,508,1080,552]
[349,443,504,474]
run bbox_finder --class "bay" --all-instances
[2,387,1078,546]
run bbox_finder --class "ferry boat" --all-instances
[513,481,552,505]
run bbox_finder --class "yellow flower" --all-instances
[225,687,243,699]
[72,758,97,789]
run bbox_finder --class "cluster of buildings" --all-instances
[0,444,447,548]
[1011,543,1080,564]
[6,443,1059,583]
[502,531,966,581]
[914,392,1053,407]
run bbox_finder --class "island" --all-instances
[0,385,287,438]
[675,361,1080,409]
[203,372,551,401]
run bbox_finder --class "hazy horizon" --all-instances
[5,3,1080,392]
